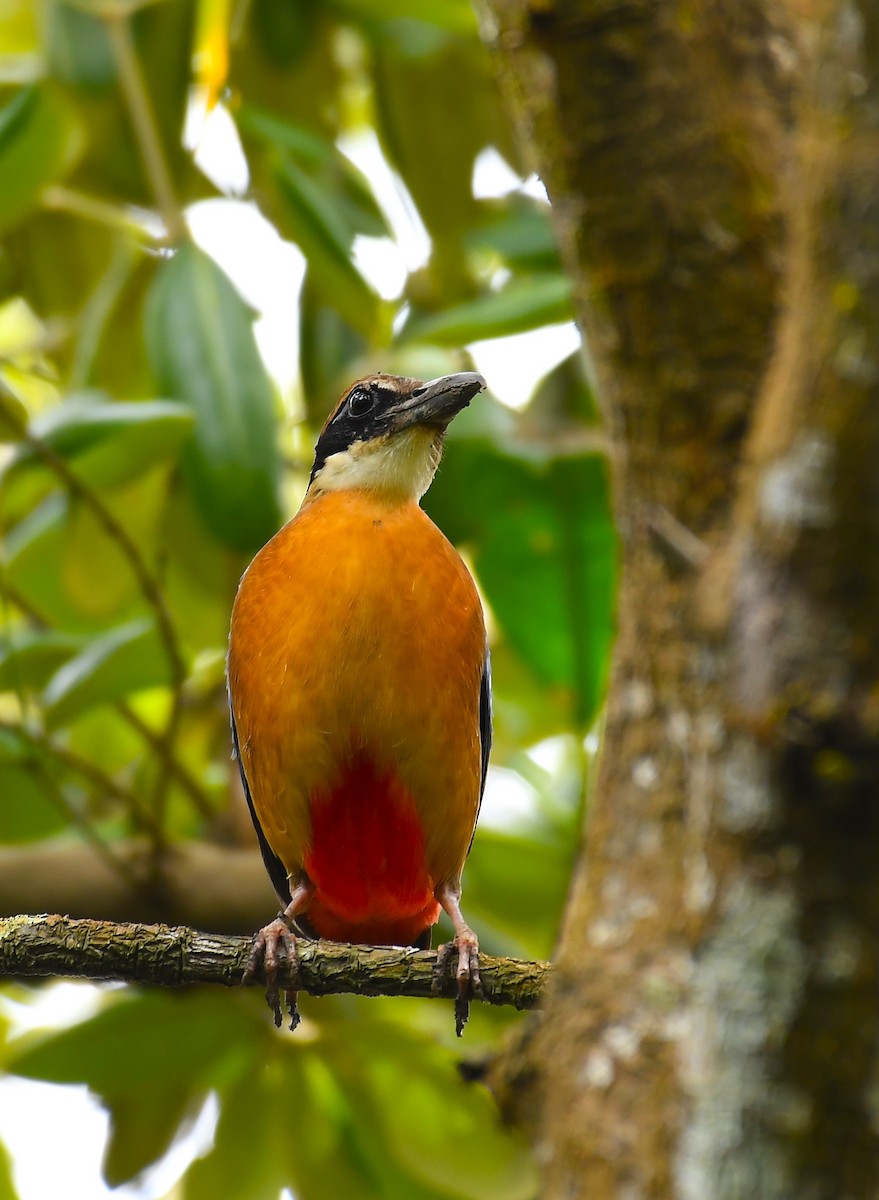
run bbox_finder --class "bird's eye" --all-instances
[347,387,374,418]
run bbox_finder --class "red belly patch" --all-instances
[303,755,440,946]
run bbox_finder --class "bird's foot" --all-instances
[433,929,483,1037]
[243,914,301,1030]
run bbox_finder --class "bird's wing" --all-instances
[230,705,291,907]
[464,648,492,863]
[478,648,492,803]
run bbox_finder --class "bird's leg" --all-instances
[243,875,313,1031]
[433,882,483,1036]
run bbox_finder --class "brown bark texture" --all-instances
[0,913,550,1011]
[478,0,879,1197]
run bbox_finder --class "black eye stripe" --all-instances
[310,375,423,484]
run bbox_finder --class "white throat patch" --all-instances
[309,426,443,500]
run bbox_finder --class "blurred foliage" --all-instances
[0,1,615,1197]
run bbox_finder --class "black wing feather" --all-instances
[230,706,291,907]
[465,648,492,860]
[478,649,492,803]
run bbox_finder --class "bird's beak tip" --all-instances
[400,371,487,428]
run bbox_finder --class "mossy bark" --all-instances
[479,1,879,1196]
[0,913,550,1011]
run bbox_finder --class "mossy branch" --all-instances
[0,914,550,1011]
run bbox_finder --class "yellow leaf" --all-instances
[193,0,232,109]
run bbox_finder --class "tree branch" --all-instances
[0,914,550,1011]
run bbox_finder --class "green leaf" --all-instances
[298,271,369,425]
[10,990,263,1185]
[486,640,571,752]
[0,386,27,441]
[370,30,497,262]
[426,442,615,728]
[0,628,84,693]
[2,397,193,513]
[103,1088,197,1187]
[0,84,82,233]
[0,299,53,439]
[73,248,158,398]
[145,243,282,552]
[3,494,92,631]
[466,199,561,273]
[0,765,67,843]
[53,1,196,209]
[188,1041,499,1200]
[0,1137,17,1200]
[243,0,320,70]
[333,0,477,34]
[238,104,388,238]
[526,350,599,427]
[42,1,116,87]
[463,827,573,959]
[42,618,172,728]
[161,487,233,654]
[0,0,38,68]
[26,395,193,460]
[9,989,260,1093]
[184,1061,294,1200]
[318,1021,538,1200]
[0,726,28,764]
[487,455,615,725]
[406,275,572,344]
[4,468,170,627]
[274,157,386,337]
[229,0,336,128]
[237,103,332,163]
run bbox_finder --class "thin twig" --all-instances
[12,419,186,695]
[116,701,216,821]
[69,236,137,390]
[646,503,710,569]
[0,720,164,841]
[41,186,163,244]
[0,423,186,865]
[9,424,188,843]
[150,689,184,842]
[103,8,187,243]
[0,583,47,628]
[0,915,551,1012]
[20,759,136,888]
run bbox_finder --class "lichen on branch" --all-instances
[0,913,550,1011]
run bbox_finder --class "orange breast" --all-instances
[228,488,486,945]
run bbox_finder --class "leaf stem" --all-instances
[116,701,216,821]
[103,8,188,244]
[41,185,163,243]
[12,419,186,696]
[6,417,189,846]
[0,719,164,842]
[22,757,137,886]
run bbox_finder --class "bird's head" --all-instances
[306,371,486,501]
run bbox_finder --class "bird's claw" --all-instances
[433,931,483,1037]
[243,915,301,1030]
[284,988,301,1033]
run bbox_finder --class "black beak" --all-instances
[391,372,486,431]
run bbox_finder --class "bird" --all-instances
[227,370,491,1035]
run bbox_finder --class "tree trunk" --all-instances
[479,1,879,1195]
